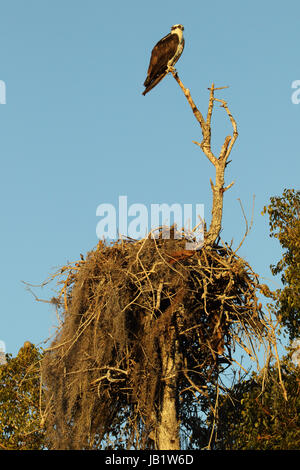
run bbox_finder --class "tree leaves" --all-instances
[0,344,45,450]
[263,189,300,340]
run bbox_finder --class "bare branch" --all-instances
[193,140,217,166]
[214,97,238,160]
[233,196,255,254]
[171,71,238,246]
[170,69,206,129]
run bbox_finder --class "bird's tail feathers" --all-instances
[142,71,168,96]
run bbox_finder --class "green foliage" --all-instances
[0,343,45,450]
[215,358,300,450]
[212,188,300,450]
[262,188,300,339]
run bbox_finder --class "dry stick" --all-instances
[234,195,255,254]
[207,382,220,450]
[269,318,288,401]
[171,71,238,247]
[171,69,206,130]
[0,442,9,450]
[135,234,164,310]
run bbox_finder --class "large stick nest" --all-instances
[42,232,269,449]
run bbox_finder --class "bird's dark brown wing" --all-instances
[144,33,179,87]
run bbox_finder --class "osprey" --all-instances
[142,24,185,96]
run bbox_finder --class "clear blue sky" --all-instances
[0,0,299,356]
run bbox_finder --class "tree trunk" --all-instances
[156,336,180,450]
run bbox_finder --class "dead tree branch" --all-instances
[171,70,238,247]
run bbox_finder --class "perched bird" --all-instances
[142,24,185,96]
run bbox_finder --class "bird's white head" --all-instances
[171,24,184,32]
[171,24,184,40]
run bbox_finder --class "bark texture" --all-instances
[156,336,180,450]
